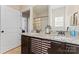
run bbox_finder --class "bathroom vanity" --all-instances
[21,5,79,54]
[21,33,79,54]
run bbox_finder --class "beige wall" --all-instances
[33,5,48,18]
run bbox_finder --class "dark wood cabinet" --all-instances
[21,35,31,54]
[48,42,79,54]
[65,44,79,54]
[21,35,79,54]
[48,41,66,54]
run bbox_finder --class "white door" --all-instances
[0,6,21,53]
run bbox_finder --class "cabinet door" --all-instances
[66,44,79,54]
[21,35,31,54]
[21,35,28,54]
[48,41,66,54]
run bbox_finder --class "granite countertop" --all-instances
[22,33,79,45]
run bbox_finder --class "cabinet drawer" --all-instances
[65,44,79,53]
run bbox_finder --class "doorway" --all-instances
[22,10,30,33]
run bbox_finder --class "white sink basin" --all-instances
[51,36,67,42]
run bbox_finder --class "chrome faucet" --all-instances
[73,11,78,26]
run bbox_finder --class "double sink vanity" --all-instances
[21,33,79,54]
[21,5,79,54]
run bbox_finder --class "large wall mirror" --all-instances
[33,5,48,33]
[52,6,65,31]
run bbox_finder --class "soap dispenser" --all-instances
[69,26,78,39]
[45,25,51,34]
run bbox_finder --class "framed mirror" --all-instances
[52,6,65,31]
[33,5,48,33]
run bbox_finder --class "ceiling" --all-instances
[8,5,30,12]
[8,5,65,12]
[51,5,65,9]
